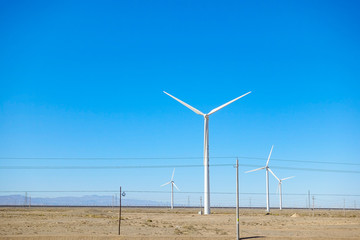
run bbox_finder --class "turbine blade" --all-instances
[173,182,180,191]
[207,91,251,116]
[266,145,274,167]
[163,91,205,116]
[245,166,265,173]
[171,168,175,181]
[161,181,171,187]
[268,168,280,182]
[281,176,295,181]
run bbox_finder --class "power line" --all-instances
[0,164,231,169]
[0,190,359,197]
[0,156,359,166]
[0,163,359,174]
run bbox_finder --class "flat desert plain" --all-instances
[0,207,359,239]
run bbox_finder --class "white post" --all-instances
[203,116,210,215]
[266,168,270,212]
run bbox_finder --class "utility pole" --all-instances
[118,187,122,235]
[249,197,252,209]
[235,158,240,240]
[312,196,315,217]
[118,187,126,235]
[187,196,190,207]
[343,199,346,217]
[308,190,310,210]
[199,196,202,215]
[29,195,31,208]
[24,192,28,207]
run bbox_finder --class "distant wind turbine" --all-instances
[161,168,180,209]
[164,91,251,214]
[269,171,295,210]
[245,145,274,213]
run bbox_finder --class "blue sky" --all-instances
[1,0,359,207]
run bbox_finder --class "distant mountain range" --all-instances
[0,194,167,206]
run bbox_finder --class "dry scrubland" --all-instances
[0,207,359,239]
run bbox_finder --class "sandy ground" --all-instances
[0,207,359,239]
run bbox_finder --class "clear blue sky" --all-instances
[1,0,359,207]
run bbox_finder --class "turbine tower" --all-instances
[164,91,251,214]
[269,171,295,210]
[245,145,274,213]
[161,168,180,209]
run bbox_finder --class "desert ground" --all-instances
[0,207,359,239]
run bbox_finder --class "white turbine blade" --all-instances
[268,168,280,182]
[266,145,274,167]
[207,91,251,116]
[163,91,205,116]
[245,166,265,173]
[161,181,171,187]
[281,176,295,181]
[173,182,180,191]
[171,168,175,181]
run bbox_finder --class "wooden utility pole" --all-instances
[118,186,122,235]
[312,196,315,217]
[236,158,240,240]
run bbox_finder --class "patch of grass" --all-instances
[183,225,196,231]
[174,228,183,235]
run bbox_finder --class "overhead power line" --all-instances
[0,156,359,166]
[0,190,359,197]
[0,163,359,174]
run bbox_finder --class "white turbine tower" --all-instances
[269,171,295,210]
[164,90,251,214]
[245,145,274,213]
[161,168,180,209]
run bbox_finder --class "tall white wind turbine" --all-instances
[245,145,274,213]
[161,168,180,209]
[164,91,251,214]
[269,171,295,210]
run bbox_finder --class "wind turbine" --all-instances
[245,145,274,213]
[269,171,295,210]
[161,168,180,209]
[164,90,251,214]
